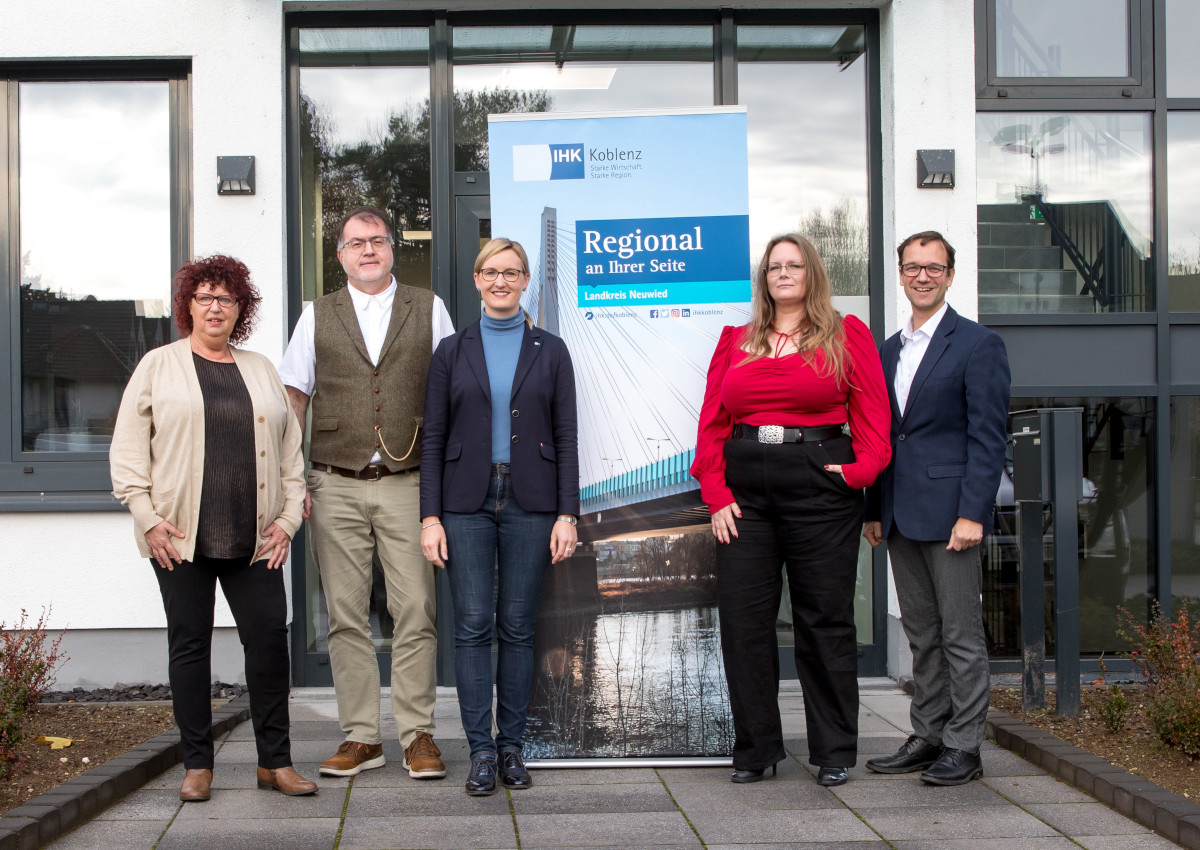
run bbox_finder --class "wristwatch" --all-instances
[556,514,578,526]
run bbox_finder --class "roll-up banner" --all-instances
[487,107,752,763]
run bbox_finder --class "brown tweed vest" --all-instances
[309,283,435,472]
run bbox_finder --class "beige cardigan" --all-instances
[109,338,305,562]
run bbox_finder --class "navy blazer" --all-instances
[867,306,1010,542]
[420,319,580,518]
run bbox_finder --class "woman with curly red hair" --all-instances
[110,255,316,802]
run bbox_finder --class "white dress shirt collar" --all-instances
[346,276,397,315]
[895,302,949,416]
[901,301,949,346]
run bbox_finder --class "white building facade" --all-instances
[1,0,1195,688]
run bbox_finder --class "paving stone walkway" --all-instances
[46,680,1180,849]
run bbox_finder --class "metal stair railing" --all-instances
[1025,193,1149,312]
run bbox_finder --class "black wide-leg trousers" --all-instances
[717,435,863,771]
[152,554,293,770]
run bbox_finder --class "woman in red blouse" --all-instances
[692,233,890,787]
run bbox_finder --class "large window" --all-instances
[1170,398,1200,611]
[738,25,868,307]
[1166,0,1200,97]
[1167,113,1200,311]
[976,112,1153,314]
[297,28,432,302]
[976,0,1200,661]
[984,397,1154,657]
[979,0,1150,97]
[995,0,1130,79]
[0,66,189,506]
[452,25,714,172]
[734,23,873,644]
[295,28,433,656]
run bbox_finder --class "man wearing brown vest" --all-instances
[279,206,455,780]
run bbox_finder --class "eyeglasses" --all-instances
[339,236,393,252]
[766,262,806,278]
[478,268,525,283]
[193,293,237,309]
[900,263,949,279]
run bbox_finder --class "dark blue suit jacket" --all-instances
[867,306,1010,542]
[420,319,580,518]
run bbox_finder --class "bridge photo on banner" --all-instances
[487,107,751,763]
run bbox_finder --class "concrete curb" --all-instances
[986,707,1200,848]
[0,694,251,850]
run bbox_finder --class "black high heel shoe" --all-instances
[730,764,777,784]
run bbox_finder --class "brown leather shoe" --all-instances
[257,765,318,796]
[179,768,212,802]
[403,731,446,779]
[319,740,385,777]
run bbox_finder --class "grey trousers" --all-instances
[887,528,989,752]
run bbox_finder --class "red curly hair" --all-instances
[172,255,261,344]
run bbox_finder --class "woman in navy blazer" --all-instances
[420,238,579,797]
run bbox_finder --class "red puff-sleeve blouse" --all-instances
[690,315,892,513]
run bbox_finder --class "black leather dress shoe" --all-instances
[730,763,776,784]
[865,735,944,774]
[499,749,532,789]
[816,766,849,787]
[920,747,983,786]
[465,752,498,796]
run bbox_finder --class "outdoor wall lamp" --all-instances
[217,156,255,195]
[917,149,955,188]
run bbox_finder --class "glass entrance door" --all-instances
[288,14,887,683]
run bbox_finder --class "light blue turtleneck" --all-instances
[480,311,525,464]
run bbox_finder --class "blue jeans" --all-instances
[443,464,555,755]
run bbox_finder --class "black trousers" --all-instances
[717,435,863,770]
[152,554,292,769]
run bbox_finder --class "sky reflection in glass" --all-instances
[19,82,169,305]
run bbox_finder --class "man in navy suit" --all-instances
[864,231,1010,786]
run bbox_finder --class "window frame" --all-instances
[976,0,1154,99]
[0,61,191,511]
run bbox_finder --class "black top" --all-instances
[192,353,257,559]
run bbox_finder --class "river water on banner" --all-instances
[526,604,733,758]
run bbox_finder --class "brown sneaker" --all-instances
[403,732,447,779]
[319,741,385,777]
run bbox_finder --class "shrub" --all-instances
[1094,684,1129,734]
[0,608,67,778]
[1118,602,1200,758]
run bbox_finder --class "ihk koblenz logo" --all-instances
[512,143,585,181]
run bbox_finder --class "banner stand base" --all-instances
[527,757,732,770]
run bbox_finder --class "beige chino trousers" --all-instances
[306,467,437,747]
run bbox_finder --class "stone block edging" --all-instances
[0,694,250,850]
[986,707,1200,848]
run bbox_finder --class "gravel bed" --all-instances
[40,681,248,703]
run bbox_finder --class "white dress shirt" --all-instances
[278,276,456,463]
[894,302,949,416]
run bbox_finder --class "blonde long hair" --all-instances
[741,233,848,384]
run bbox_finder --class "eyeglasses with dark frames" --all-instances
[193,293,238,309]
[478,268,525,283]
[900,263,949,279]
